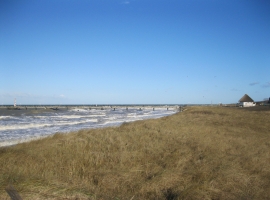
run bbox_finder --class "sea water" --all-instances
[0,107,176,147]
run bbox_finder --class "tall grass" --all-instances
[1,106,270,199]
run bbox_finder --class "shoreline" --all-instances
[0,107,179,148]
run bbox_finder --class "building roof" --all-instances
[239,94,254,102]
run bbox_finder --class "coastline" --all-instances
[1,106,270,199]
[0,106,179,148]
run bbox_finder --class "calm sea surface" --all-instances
[0,106,177,147]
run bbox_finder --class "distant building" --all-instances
[257,97,270,106]
[238,94,256,107]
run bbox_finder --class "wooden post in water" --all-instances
[5,185,23,200]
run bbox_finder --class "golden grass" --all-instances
[1,106,270,199]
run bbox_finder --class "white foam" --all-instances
[70,108,89,112]
[52,115,91,119]
[0,123,53,131]
[0,118,98,131]
[0,116,16,120]
[103,120,125,125]
[35,114,105,120]
[0,108,177,147]
[56,119,98,126]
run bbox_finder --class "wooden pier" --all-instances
[0,105,182,112]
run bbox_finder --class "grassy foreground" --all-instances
[1,106,270,199]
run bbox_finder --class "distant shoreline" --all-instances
[0,103,229,108]
[0,104,182,114]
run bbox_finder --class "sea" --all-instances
[0,105,178,147]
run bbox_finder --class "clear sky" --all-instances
[1,0,269,105]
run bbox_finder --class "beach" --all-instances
[0,106,270,199]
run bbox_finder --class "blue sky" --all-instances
[1,0,269,105]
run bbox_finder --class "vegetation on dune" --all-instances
[0,106,270,199]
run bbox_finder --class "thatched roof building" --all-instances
[239,94,254,102]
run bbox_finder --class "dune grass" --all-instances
[0,106,270,199]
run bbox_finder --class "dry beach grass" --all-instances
[0,106,270,199]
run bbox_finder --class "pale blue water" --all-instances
[0,107,177,147]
